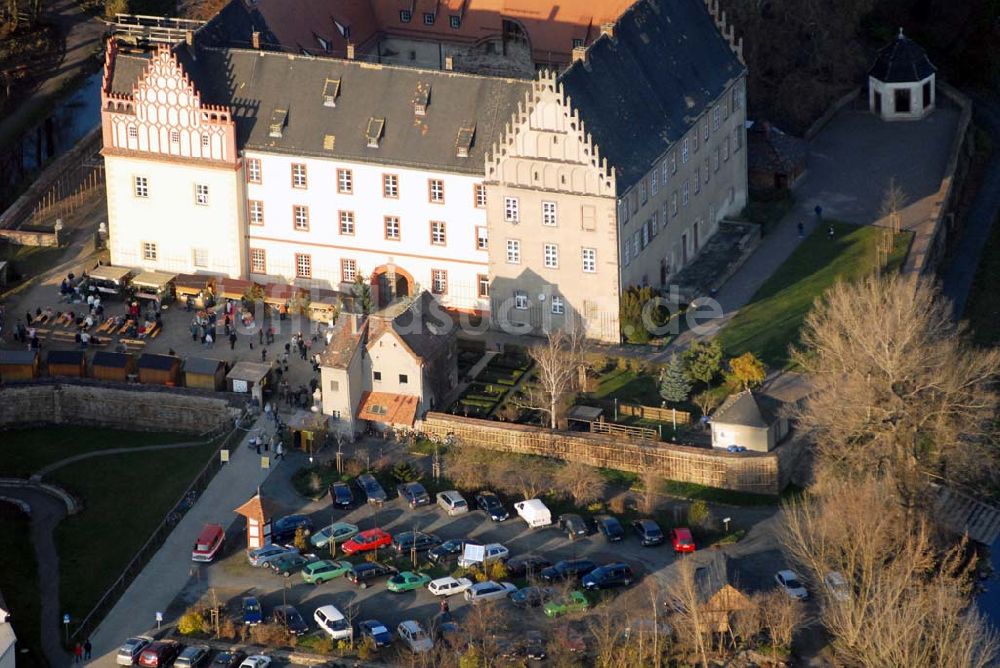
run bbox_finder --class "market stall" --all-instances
[226,361,273,409]
[183,357,227,390]
[0,350,39,381]
[90,351,136,382]
[137,353,182,386]
[131,271,177,305]
[46,349,86,378]
[174,274,214,310]
[86,265,134,300]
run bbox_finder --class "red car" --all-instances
[669,528,696,553]
[341,528,392,554]
[191,523,225,562]
[138,641,180,668]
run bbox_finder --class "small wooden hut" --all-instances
[226,361,273,409]
[0,350,39,381]
[234,492,279,550]
[47,350,86,378]
[137,354,182,386]
[91,351,136,382]
[183,357,227,391]
[174,273,213,309]
[216,278,255,302]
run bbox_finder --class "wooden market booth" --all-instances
[183,357,227,390]
[87,265,134,300]
[216,278,255,302]
[137,353,182,386]
[0,350,39,382]
[46,349,87,378]
[285,410,329,453]
[90,351,136,382]
[174,273,214,310]
[226,361,273,409]
[308,288,352,324]
[131,271,177,305]
[234,492,279,550]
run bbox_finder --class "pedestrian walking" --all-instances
[797,221,804,238]
[284,342,291,355]
[204,331,214,348]
[258,328,264,345]
[74,643,83,663]
[815,204,823,220]
[275,441,284,460]
[261,348,267,362]
[828,224,834,240]
[84,639,92,660]
[229,331,237,350]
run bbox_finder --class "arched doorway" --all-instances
[371,265,414,309]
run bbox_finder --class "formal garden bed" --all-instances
[450,347,533,419]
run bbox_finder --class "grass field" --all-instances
[720,222,913,367]
[49,441,219,623]
[0,508,44,668]
[0,426,189,477]
[962,213,1000,346]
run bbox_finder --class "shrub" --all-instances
[217,617,238,640]
[483,560,509,581]
[608,494,628,515]
[356,636,376,661]
[293,526,309,552]
[344,458,365,477]
[178,609,207,635]
[391,461,422,482]
[687,500,714,529]
[250,622,290,645]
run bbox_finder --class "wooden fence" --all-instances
[618,403,692,425]
[589,420,657,441]
[419,412,780,495]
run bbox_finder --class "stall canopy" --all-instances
[216,278,254,300]
[263,282,301,306]
[88,265,132,283]
[131,271,177,290]
[357,391,419,427]
[173,273,213,296]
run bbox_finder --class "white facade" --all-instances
[869,73,935,122]
[245,151,489,311]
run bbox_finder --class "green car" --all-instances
[544,591,590,618]
[386,571,432,593]
[310,522,359,549]
[301,559,353,584]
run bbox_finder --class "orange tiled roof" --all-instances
[357,391,420,426]
[234,493,279,521]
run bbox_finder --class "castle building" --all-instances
[100,0,747,343]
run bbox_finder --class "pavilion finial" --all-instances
[898,26,904,39]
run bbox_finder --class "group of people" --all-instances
[72,639,92,663]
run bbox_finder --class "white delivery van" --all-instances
[514,498,552,527]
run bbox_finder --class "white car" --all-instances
[823,571,849,601]
[314,604,352,640]
[239,655,272,668]
[457,542,509,568]
[116,636,153,665]
[397,620,434,653]
[464,580,518,605]
[774,570,809,600]
[427,576,474,597]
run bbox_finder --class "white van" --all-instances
[436,490,469,516]
[514,498,552,527]
[314,605,352,640]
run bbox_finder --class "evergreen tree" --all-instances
[353,273,372,315]
[659,354,692,404]
[683,339,724,387]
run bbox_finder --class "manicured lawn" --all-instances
[49,441,219,623]
[591,368,658,404]
[720,222,913,367]
[0,508,44,668]
[963,213,1000,346]
[0,426,189,478]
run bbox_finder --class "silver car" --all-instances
[463,580,517,605]
[246,544,296,567]
[175,645,211,668]
[116,636,152,665]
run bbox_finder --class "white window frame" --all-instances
[682,180,690,206]
[250,248,266,273]
[342,258,357,282]
[514,291,529,310]
[431,269,448,295]
[383,173,399,198]
[192,247,209,268]
[429,179,445,203]
[506,239,520,264]
[551,295,565,315]
[339,211,355,235]
[337,168,353,194]
[651,169,659,196]
[247,158,261,184]
[133,176,148,198]
[384,216,400,240]
[670,151,677,174]
[431,220,447,246]
[703,119,710,142]
[476,226,488,250]
[142,241,157,261]
[542,201,557,226]
[504,196,520,223]
[475,184,487,208]
[293,205,309,231]
[682,138,689,164]
[582,247,596,273]
[291,163,307,188]
[249,200,264,225]
[543,243,559,269]
[295,253,312,279]
[195,183,209,206]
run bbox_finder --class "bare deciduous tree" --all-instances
[879,177,907,233]
[640,468,661,515]
[665,557,712,668]
[554,460,605,507]
[756,589,804,652]
[518,327,588,429]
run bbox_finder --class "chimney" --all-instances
[444,55,453,71]
[251,31,260,50]
[600,22,614,38]
[571,45,587,63]
[346,43,355,60]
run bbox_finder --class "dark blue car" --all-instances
[329,482,354,508]
[358,619,393,647]
[596,516,625,542]
[271,514,314,543]
[242,596,262,625]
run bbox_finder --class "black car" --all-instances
[596,515,625,542]
[428,538,478,565]
[273,604,309,636]
[632,519,665,546]
[509,585,556,608]
[329,482,354,508]
[582,562,634,590]
[540,559,598,583]
[558,513,589,539]
[396,481,431,508]
[271,514,314,543]
[212,651,246,668]
[356,473,388,504]
[505,554,553,578]
[345,561,397,588]
[475,490,509,521]
[392,530,442,554]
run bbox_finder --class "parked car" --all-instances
[457,542,509,568]
[558,513,589,539]
[392,530,441,555]
[191,523,225,562]
[271,514,314,543]
[726,445,748,453]
[775,570,809,600]
[396,481,431,508]
[464,580,518,604]
[301,559,353,584]
[669,528,696,553]
[509,585,556,608]
[175,644,211,668]
[211,651,245,668]
[242,596,263,625]
[310,522,359,549]
[273,604,309,636]
[357,473,388,504]
[387,571,432,593]
[270,552,314,577]
[541,559,598,583]
[314,604,352,640]
[329,481,354,508]
[238,656,271,668]
[342,528,392,554]
[505,554,553,578]
[398,620,434,653]
[475,490,509,521]
[632,519,665,546]
[427,576,474,597]
[428,538,478,565]
[138,641,180,668]
[436,490,469,515]
[514,498,552,527]
[246,544,296,568]
[596,516,625,542]
[346,561,398,588]
[544,591,590,618]
[358,619,393,647]
[116,636,153,665]
[500,631,548,662]
[582,562,634,590]
[824,571,850,601]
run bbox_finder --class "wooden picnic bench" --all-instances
[120,337,146,351]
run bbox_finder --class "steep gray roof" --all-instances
[711,390,781,428]
[869,32,935,83]
[559,0,744,191]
